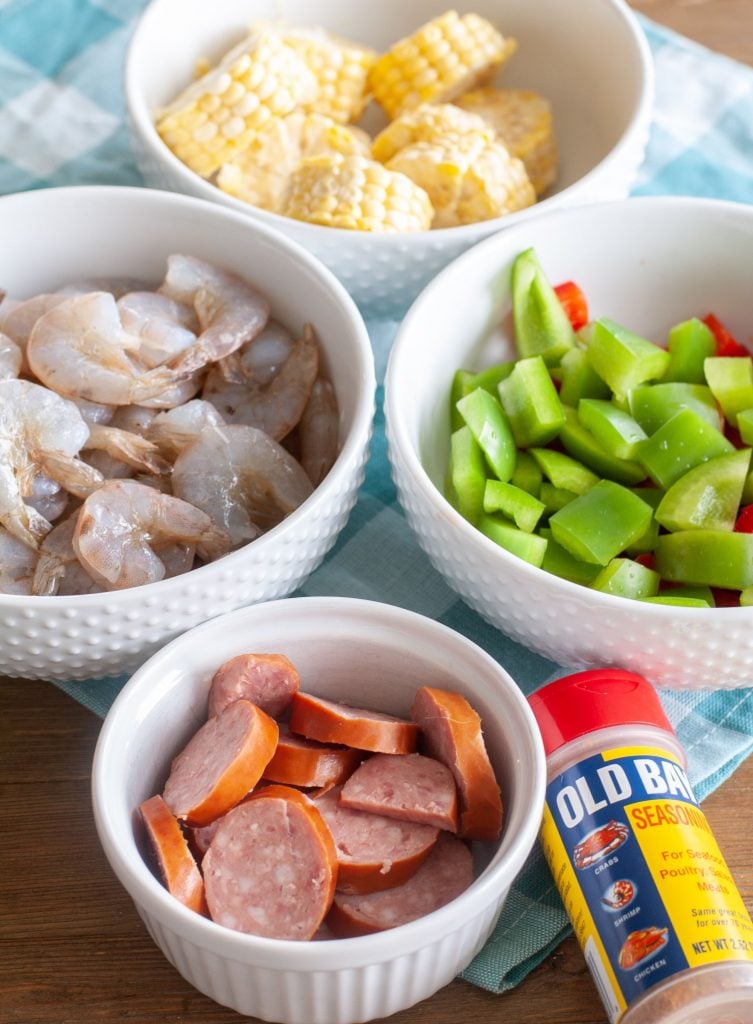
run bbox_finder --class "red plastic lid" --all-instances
[528,668,674,756]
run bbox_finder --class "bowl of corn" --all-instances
[125,0,653,316]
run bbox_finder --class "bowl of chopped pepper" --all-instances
[125,0,652,316]
[385,195,753,689]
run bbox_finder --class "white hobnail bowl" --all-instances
[385,196,753,691]
[124,0,653,317]
[0,186,375,682]
[92,596,546,1024]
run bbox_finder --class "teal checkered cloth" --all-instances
[3,1,753,994]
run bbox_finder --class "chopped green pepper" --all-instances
[558,346,611,407]
[663,318,717,384]
[629,383,722,434]
[497,355,565,447]
[577,399,648,460]
[483,480,545,532]
[591,558,660,599]
[704,356,753,425]
[655,448,751,532]
[511,451,543,496]
[586,318,671,396]
[559,406,646,485]
[450,369,475,431]
[655,530,753,589]
[549,479,653,566]
[538,528,602,585]
[540,482,579,514]
[638,408,735,489]
[530,446,600,494]
[511,248,577,365]
[478,514,548,567]
[448,426,488,525]
[456,387,516,482]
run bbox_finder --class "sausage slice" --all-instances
[262,723,362,788]
[289,692,419,754]
[163,699,278,826]
[339,753,458,832]
[326,832,473,937]
[412,686,503,841]
[139,794,207,914]
[314,785,439,894]
[203,785,338,940]
[207,652,300,718]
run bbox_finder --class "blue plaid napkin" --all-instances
[3,1,753,994]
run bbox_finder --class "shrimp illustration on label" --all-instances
[601,878,636,911]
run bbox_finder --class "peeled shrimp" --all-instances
[71,398,115,426]
[0,331,22,380]
[27,474,69,524]
[26,292,190,407]
[218,319,294,384]
[172,423,314,545]
[109,405,159,436]
[147,400,225,460]
[32,513,99,597]
[202,324,319,440]
[73,479,232,590]
[0,527,38,595]
[158,254,270,375]
[117,291,199,366]
[299,378,340,486]
[0,293,69,351]
[0,380,102,548]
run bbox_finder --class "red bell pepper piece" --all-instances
[703,313,749,358]
[711,587,741,608]
[633,552,656,570]
[554,281,589,332]
[734,504,753,533]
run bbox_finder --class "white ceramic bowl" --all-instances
[125,0,653,317]
[92,596,546,1024]
[0,186,375,682]
[385,196,753,690]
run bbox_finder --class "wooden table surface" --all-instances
[3,5,753,1024]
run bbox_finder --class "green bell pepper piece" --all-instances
[704,356,753,425]
[447,426,488,525]
[655,448,751,532]
[511,248,577,366]
[658,584,715,605]
[497,355,565,447]
[511,451,543,496]
[540,482,579,514]
[483,480,545,532]
[549,479,653,566]
[630,383,723,434]
[655,530,753,589]
[558,346,611,407]
[577,399,648,460]
[539,528,602,585]
[591,558,660,599]
[637,408,735,489]
[530,446,599,494]
[586,318,671,396]
[642,596,711,608]
[450,369,475,430]
[456,387,516,482]
[624,487,661,554]
[737,408,753,446]
[468,362,516,394]
[478,513,548,567]
[559,406,646,485]
[740,587,753,607]
[663,318,716,384]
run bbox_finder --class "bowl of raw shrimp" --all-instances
[0,185,375,682]
[124,0,653,317]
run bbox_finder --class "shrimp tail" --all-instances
[0,505,51,551]
[84,424,172,476]
[196,524,234,562]
[37,452,105,499]
[31,553,65,596]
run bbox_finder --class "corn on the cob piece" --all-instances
[455,87,558,195]
[281,155,434,232]
[282,27,378,124]
[156,31,319,178]
[368,11,516,119]
[386,131,535,228]
[371,101,491,163]
[217,111,371,211]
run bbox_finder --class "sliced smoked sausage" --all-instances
[262,723,363,788]
[163,699,278,826]
[139,794,207,914]
[314,785,439,895]
[207,652,300,718]
[339,752,458,832]
[412,686,503,841]
[203,784,338,940]
[326,832,473,937]
[289,692,419,754]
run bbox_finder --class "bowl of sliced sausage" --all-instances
[92,595,546,1024]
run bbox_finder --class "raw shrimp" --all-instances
[71,398,115,426]
[117,291,199,366]
[218,319,294,384]
[109,405,159,436]
[26,292,191,407]
[73,479,232,590]
[32,513,98,596]
[0,331,22,380]
[0,380,102,548]
[58,276,148,298]
[299,378,340,486]
[202,324,319,440]
[158,255,270,375]
[0,527,38,595]
[83,424,171,475]
[147,400,225,460]
[0,293,70,372]
[172,423,314,545]
[27,474,69,524]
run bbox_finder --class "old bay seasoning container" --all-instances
[529,669,753,1023]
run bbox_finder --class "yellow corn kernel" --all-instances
[371,101,491,163]
[386,131,535,228]
[281,155,434,232]
[156,31,319,178]
[217,111,371,211]
[283,27,378,124]
[455,87,558,194]
[368,10,516,119]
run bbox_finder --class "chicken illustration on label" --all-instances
[618,926,669,970]
[573,819,629,869]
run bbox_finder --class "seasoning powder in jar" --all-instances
[529,668,753,1024]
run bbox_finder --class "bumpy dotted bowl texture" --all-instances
[385,197,753,690]
[125,0,653,317]
[0,187,375,682]
[92,597,546,1024]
